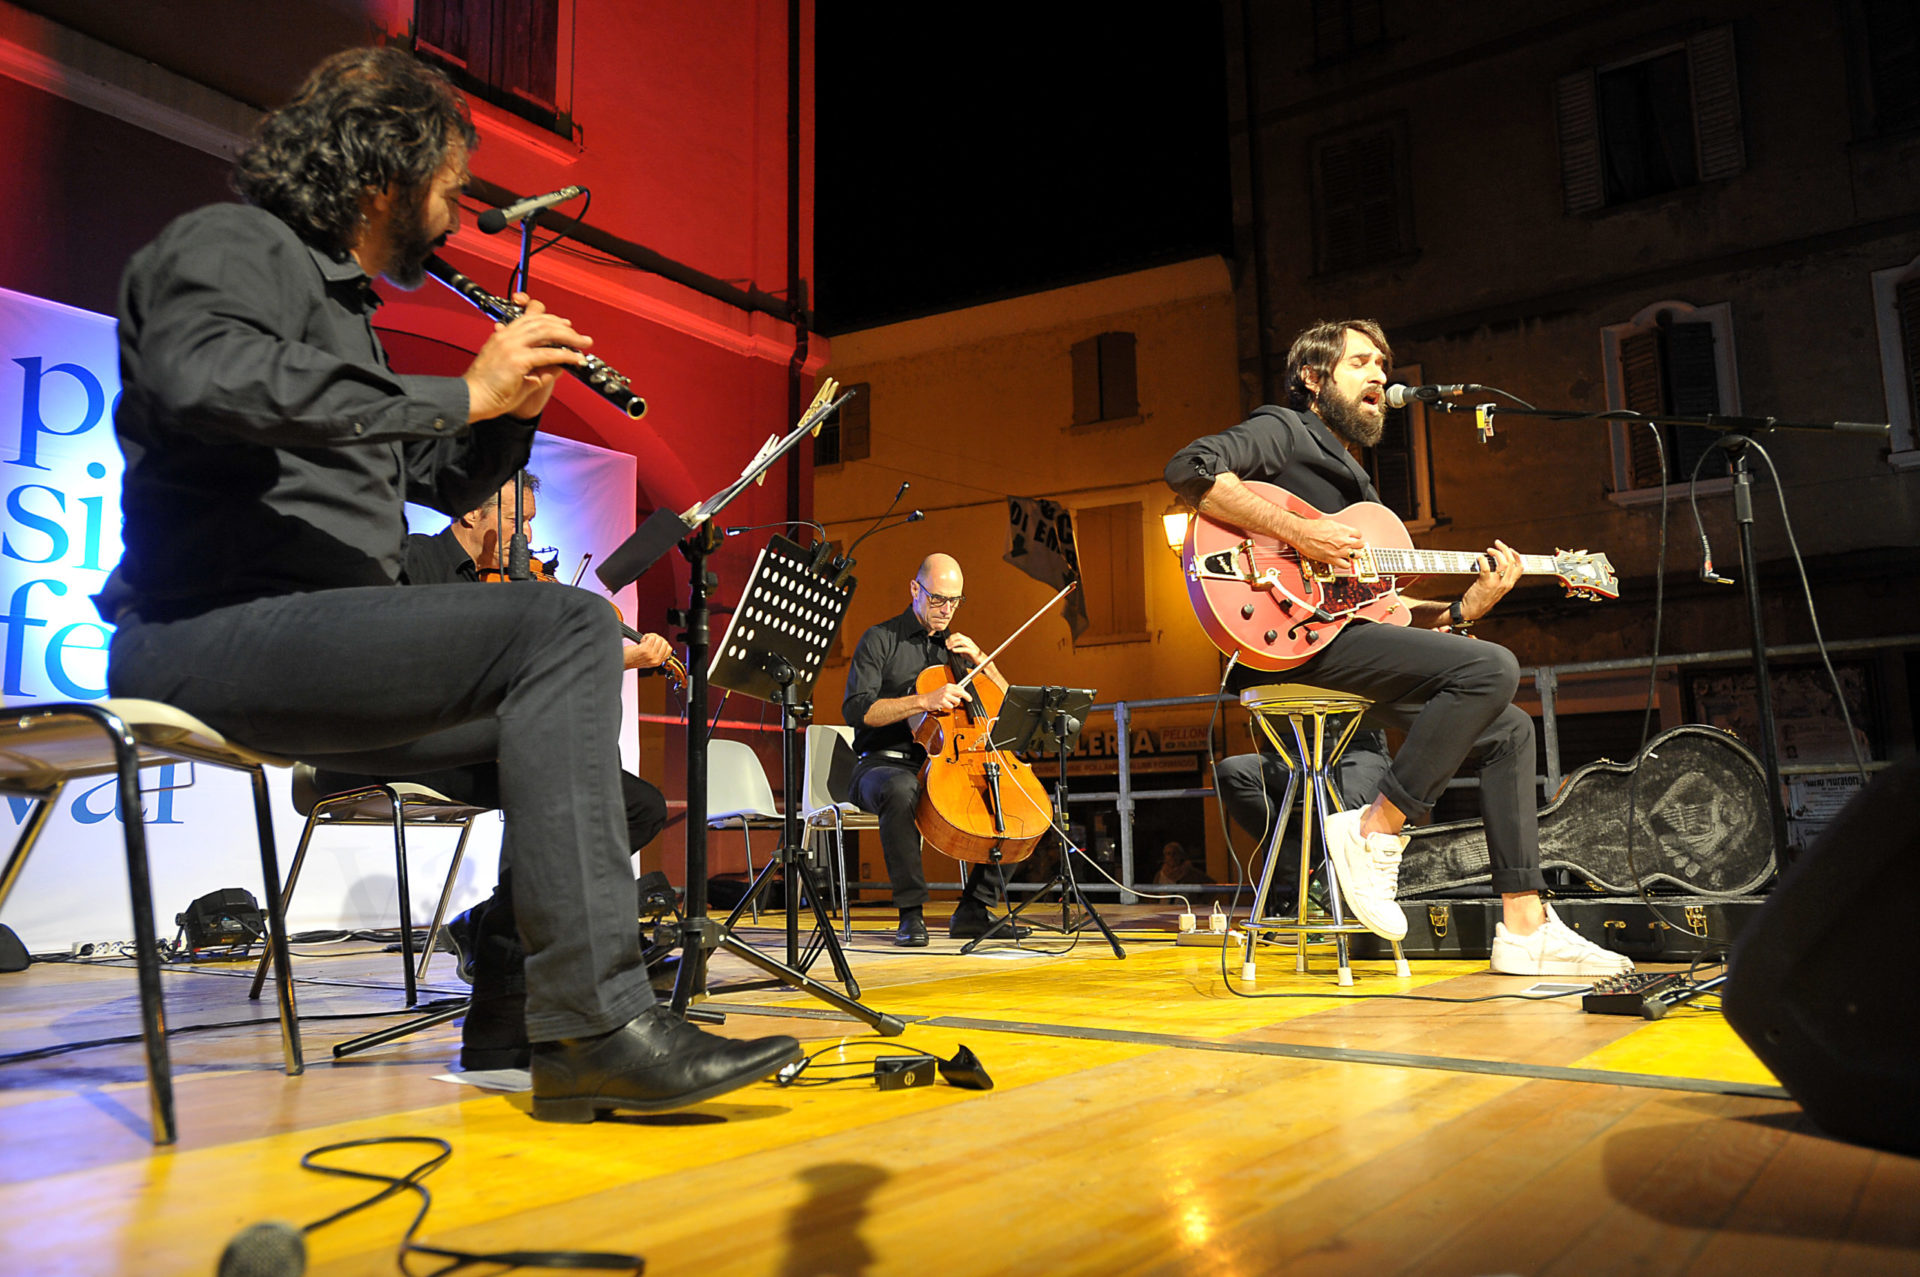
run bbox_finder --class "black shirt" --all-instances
[1166,406,1389,700]
[96,202,533,622]
[1164,404,1381,515]
[842,607,958,755]
[401,526,481,586]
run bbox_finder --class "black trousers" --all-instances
[848,755,1003,911]
[108,581,651,1041]
[1280,621,1549,896]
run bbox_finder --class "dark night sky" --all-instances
[815,7,1234,335]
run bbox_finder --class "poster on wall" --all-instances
[0,286,638,953]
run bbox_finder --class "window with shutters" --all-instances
[1311,0,1385,64]
[1070,333,1140,426]
[814,383,871,467]
[1870,255,1920,467]
[1600,301,1740,501]
[416,0,571,135]
[1072,502,1148,645]
[1310,116,1415,276]
[1555,26,1744,215]
[1844,0,1920,139]
[1364,362,1435,532]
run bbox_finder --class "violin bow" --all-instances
[951,581,1078,694]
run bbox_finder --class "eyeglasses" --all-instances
[915,582,964,608]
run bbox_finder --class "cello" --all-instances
[910,584,1076,866]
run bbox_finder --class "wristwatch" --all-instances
[1449,600,1474,633]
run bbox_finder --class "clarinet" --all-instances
[422,255,647,420]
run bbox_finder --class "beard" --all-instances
[1316,379,1386,449]
[382,187,444,289]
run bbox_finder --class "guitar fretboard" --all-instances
[1365,548,1559,577]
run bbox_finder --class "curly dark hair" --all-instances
[233,47,476,257]
[1284,319,1393,410]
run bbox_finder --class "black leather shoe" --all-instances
[893,914,929,947]
[948,899,1031,940]
[529,1005,802,1122]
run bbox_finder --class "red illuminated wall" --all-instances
[2,1,824,878]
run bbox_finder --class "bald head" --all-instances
[910,553,965,633]
[918,554,962,589]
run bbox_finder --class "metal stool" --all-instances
[1237,683,1410,987]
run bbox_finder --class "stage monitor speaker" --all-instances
[1723,757,1920,1156]
[0,924,27,973]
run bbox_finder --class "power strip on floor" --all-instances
[1175,928,1242,947]
[69,940,136,959]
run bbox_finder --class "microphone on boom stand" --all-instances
[845,482,914,559]
[832,482,924,587]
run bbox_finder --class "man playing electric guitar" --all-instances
[1166,319,1632,977]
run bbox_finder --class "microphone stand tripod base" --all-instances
[960,689,1124,960]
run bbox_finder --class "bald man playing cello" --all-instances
[841,554,1030,946]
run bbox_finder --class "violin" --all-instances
[479,552,687,693]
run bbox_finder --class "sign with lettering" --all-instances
[0,287,636,952]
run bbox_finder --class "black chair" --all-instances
[248,764,490,1007]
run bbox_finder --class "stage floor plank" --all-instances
[1,918,1916,1275]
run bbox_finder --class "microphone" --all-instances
[476,185,586,234]
[1385,382,1479,408]
[723,519,828,539]
[844,482,912,559]
[217,1221,306,1277]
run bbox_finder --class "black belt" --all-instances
[859,747,922,765]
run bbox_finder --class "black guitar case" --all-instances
[1398,724,1774,898]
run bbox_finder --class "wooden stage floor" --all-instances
[2,908,1917,1276]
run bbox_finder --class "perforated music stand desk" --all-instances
[705,535,870,997]
[709,535,848,706]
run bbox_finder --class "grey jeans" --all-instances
[108,580,652,1040]
[1275,621,1548,895]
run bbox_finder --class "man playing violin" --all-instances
[1166,319,1632,978]
[310,470,681,1070]
[843,553,1030,946]
[98,46,800,1119]
[411,472,679,675]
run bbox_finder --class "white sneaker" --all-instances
[1489,906,1634,977]
[1323,807,1409,941]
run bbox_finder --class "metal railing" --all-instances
[1050,633,1918,904]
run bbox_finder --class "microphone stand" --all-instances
[1428,399,1888,866]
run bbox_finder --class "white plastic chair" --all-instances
[705,739,784,922]
[0,698,304,1145]
[802,725,878,941]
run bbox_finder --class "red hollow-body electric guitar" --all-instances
[1182,482,1619,671]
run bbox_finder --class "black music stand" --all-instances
[595,383,901,1036]
[709,536,864,994]
[962,685,1124,958]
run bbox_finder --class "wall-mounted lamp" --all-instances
[1161,503,1192,553]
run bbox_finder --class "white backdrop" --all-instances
[0,285,638,953]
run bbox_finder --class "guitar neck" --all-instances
[1366,547,1560,577]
